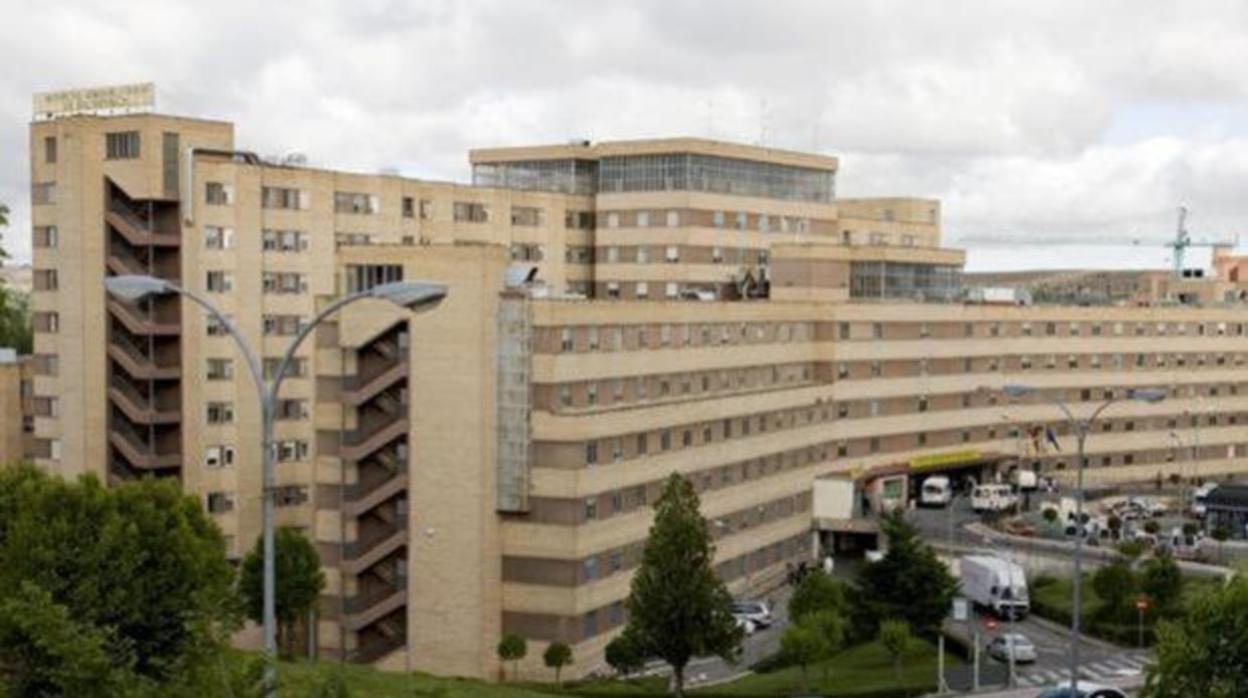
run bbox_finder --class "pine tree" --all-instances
[623,473,742,697]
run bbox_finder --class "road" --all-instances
[908,497,1152,692]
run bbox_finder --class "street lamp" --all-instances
[104,274,447,696]
[996,383,1164,694]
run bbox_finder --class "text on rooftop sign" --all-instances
[32,83,155,121]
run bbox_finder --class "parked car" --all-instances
[734,616,756,636]
[731,600,772,628]
[986,633,1037,663]
[1003,518,1038,537]
[1036,682,1128,698]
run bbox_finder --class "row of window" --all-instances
[546,321,813,354]
[573,383,1241,468]
[204,227,310,252]
[204,399,307,424]
[838,319,1248,341]
[546,363,813,412]
[207,356,308,382]
[205,271,307,294]
[204,439,308,469]
[207,485,307,514]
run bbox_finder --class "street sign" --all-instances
[952,597,969,622]
[1135,597,1149,611]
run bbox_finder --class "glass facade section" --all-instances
[598,153,835,203]
[849,262,962,301]
[472,159,598,195]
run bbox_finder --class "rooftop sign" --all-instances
[32,82,155,121]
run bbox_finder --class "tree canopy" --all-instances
[0,201,31,355]
[856,512,958,634]
[239,526,326,657]
[622,473,742,696]
[1144,576,1248,698]
[788,570,848,623]
[0,462,238,695]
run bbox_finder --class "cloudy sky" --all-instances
[4,0,1248,270]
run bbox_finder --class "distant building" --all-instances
[0,349,34,464]
[28,84,1248,680]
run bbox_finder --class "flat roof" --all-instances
[469,137,838,171]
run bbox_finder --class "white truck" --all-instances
[919,476,953,507]
[960,555,1029,619]
[971,483,1018,513]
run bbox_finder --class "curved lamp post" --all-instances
[105,274,447,696]
[998,383,1165,694]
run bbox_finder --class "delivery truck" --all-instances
[960,554,1029,619]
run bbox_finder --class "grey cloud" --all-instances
[3,0,1248,270]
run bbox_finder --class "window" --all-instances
[205,315,231,337]
[105,131,141,159]
[264,357,307,379]
[207,358,233,380]
[274,486,308,507]
[276,399,307,420]
[262,314,303,336]
[452,201,489,223]
[665,245,679,262]
[33,269,57,291]
[204,226,234,250]
[44,136,56,163]
[713,211,725,228]
[205,445,235,469]
[510,206,543,226]
[586,442,598,465]
[735,211,747,230]
[261,186,308,210]
[402,196,415,218]
[206,270,233,293]
[636,246,649,263]
[31,182,56,205]
[666,210,680,227]
[276,440,310,462]
[206,402,234,424]
[33,225,57,248]
[635,282,649,298]
[206,492,235,514]
[262,229,307,252]
[712,246,724,263]
[606,212,620,228]
[606,282,620,299]
[205,182,233,205]
[262,272,306,294]
[665,282,679,299]
[636,211,650,227]
[333,191,379,214]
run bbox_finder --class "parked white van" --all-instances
[971,484,1018,513]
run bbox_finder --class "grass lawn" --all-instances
[1030,572,1222,646]
[272,656,560,697]
[694,639,956,698]
[260,639,956,697]
[1031,573,1222,617]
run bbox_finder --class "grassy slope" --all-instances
[271,638,955,697]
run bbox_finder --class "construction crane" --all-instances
[1168,206,1234,277]
[956,206,1236,278]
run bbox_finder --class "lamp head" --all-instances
[370,281,448,312]
[104,274,174,302]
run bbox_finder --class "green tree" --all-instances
[1143,577,1248,697]
[239,527,326,658]
[622,473,742,697]
[0,463,238,692]
[1092,561,1137,621]
[781,617,831,693]
[1139,552,1182,615]
[542,642,573,686]
[1144,520,1161,535]
[878,619,912,693]
[857,511,958,634]
[604,630,646,677]
[806,608,846,684]
[0,202,31,356]
[0,581,131,697]
[1042,507,1059,529]
[496,633,527,681]
[787,570,847,623]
